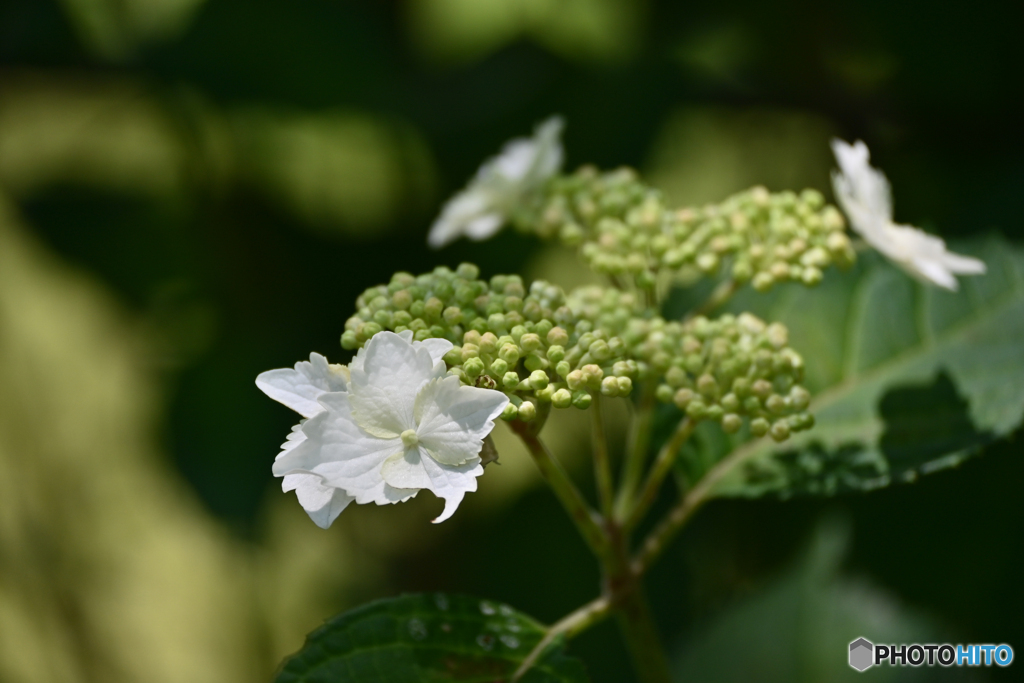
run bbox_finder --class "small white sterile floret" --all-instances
[831,139,985,290]
[258,331,509,526]
[428,116,564,248]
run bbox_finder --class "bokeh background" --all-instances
[1,1,1021,681]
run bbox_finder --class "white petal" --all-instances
[463,213,505,241]
[256,352,349,418]
[380,447,434,489]
[909,256,958,290]
[427,116,563,249]
[830,138,986,290]
[419,455,484,524]
[414,376,509,465]
[348,332,436,438]
[282,474,353,529]
[274,392,409,506]
[415,337,454,365]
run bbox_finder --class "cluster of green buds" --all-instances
[519,166,856,292]
[340,264,637,423]
[340,265,813,443]
[645,312,812,442]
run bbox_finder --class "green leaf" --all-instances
[274,593,589,683]
[674,236,1024,498]
[672,518,981,683]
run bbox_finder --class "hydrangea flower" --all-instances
[831,139,985,290]
[257,332,509,526]
[428,116,564,248]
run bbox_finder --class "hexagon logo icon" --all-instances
[849,637,874,671]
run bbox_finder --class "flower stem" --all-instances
[511,421,607,556]
[686,278,738,321]
[614,383,656,519]
[624,418,695,530]
[511,596,612,681]
[591,397,615,518]
[604,524,672,683]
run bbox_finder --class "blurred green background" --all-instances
[0,1,1020,681]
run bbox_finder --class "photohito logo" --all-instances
[848,637,1014,671]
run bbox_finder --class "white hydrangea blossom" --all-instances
[428,116,564,248]
[257,332,508,526]
[831,139,985,290]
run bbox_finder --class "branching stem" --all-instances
[590,397,615,518]
[511,421,607,557]
[511,596,612,681]
[614,382,656,519]
[625,418,695,530]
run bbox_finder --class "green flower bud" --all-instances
[520,333,542,352]
[555,360,571,377]
[518,401,537,421]
[721,413,742,433]
[501,403,519,421]
[393,310,413,327]
[616,376,633,396]
[589,339,611,361]
[547,326,569,346]
[696,373,719,398]
[750,417,770,437]
[499,343,520,365]
[765,394,788,414]
[567,370,585,391]
[341,330,358,349]
[686,400,708,419]
[546,345,565,363]
[600,376,619,397]
[456,262,480,280]
[535,384,556,402]
[524,353,548,372]
[656,384,674,403]
[790,386,811,410]
[674,388,695,410]
[463,357,485,379]
[443,346,463,365]
[752,272,774,291]
[461,344,479,361]
[721,393,740,412]
[552,388,573,409]
[581,364,604,389]
[487,313,507,334]
[529,370,550,390]
[706,405,724,421]
[801,266,823,286]
[358,321,382,340]
[751,379,773,399]
[571,390,592,409]
[769,420,791,442]
[502,371,521,389]
[489,358,508,376]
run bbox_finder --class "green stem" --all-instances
[604,524,673,683]
[614,382,656,519]
[511,421,607,557]
[625,418,695,530]
[511,596,612,681]
[686,278,738,321]
[591,397,616,518]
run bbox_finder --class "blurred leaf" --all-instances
[275,593,589,683]
[0,74,187,197]
[672,518,981,682]
[668,236,1024,498]
[407,0,643,65]
[57,0,207,59]
[229,108,436,238]
[644,106,837,207]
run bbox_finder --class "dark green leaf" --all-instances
[672,236,1024,498]
[274,593,589,683]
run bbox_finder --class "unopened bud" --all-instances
[721,413,742,433]
[601,376,620,397]
[769,420,790,442]
[552,388,572,409]
[750,417,770,437]
[518,401,537,421]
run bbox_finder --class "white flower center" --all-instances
[400,429,419,449]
